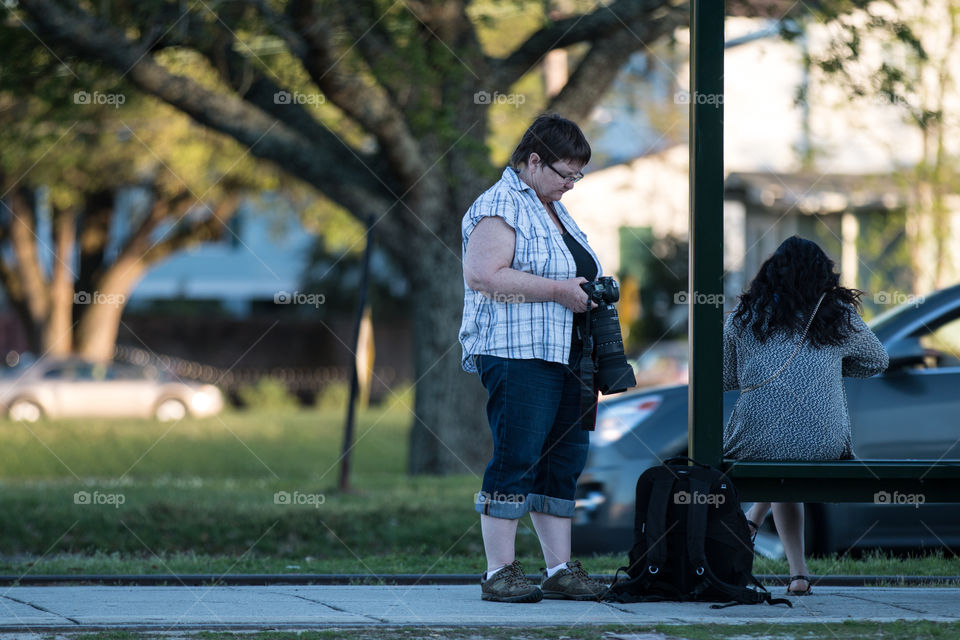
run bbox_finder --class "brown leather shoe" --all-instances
[480,560,543,603]
[540,560,606,601]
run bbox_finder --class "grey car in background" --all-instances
[574,284,960,556]
[0,359,224,422]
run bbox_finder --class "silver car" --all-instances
[574,283,960,556]
[0,359,224,422]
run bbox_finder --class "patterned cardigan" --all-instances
[722,305,889,460]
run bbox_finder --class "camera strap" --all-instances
[577,307,599,431]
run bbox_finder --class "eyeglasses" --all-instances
[545,162,584,184]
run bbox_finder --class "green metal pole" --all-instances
[688,0,725,467]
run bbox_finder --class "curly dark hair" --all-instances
[731,236,864,347]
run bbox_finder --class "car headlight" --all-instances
[591,395,662,446]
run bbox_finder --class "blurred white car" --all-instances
[629,341,689,389]
[0,359,223,422]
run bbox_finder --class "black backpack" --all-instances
[603,457,790,608]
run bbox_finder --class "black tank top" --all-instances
[560,228,597,365]
[561,231,597,281]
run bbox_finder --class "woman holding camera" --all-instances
[459,113,606,603]
[723,236,888,596]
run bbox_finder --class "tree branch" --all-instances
[118,189,195,264]
[491,0,674,91]
[16,0,398,225]
[287,0,427,190]
[141,192,244,265]
[171,8,392,186]
[246,0,308,59]
[547,10,682,122]
[335,2,408,105]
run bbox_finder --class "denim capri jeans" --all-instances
[473,353,590,519]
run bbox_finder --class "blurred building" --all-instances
[126,200,308,316]
[565,11,960,312]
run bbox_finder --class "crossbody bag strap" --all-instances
[740,292,826,393]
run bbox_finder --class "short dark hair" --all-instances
[509,114,591,170]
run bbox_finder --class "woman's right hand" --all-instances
[554,277,591,313]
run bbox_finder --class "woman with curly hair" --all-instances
[723,236,888,596]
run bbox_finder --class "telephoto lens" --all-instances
[581,277,637,394]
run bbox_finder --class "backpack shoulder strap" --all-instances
[703,564,793,608]
[685,476,711,573]
[644,472,676,571]
[686,477,791,608]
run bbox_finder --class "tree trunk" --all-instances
[45,206,77,356]
[7,187,72,356]
[406,195,490,476]
[74,258,146,361]
[76,189,114,298]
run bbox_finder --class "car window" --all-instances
[42,367,68,380]
[107,365,147,381]
[918,316,960,368]
[75,364,103,381]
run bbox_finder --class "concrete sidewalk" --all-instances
[1,585,959,630]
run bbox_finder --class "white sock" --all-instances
[484,565,505,580]
[546,562,569,578]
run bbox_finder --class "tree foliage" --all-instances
[6,0,843,473]
[0,14,345,359]
[800,0,960,292]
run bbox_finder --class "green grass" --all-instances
[0,550,629,577]
[0,402,958,577]
[0,402,552,574]
[0,406,407,480]
[657,621,960,639]
[754,549,960,578]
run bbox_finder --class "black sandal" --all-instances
[786,575,812,596]
[747,519,761,543]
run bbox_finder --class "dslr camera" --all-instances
[580,276,637,394]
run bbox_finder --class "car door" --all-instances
[840,311,960,550]
[104,364,159,418]
[848,312,960,459]
[49,362,118,417]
